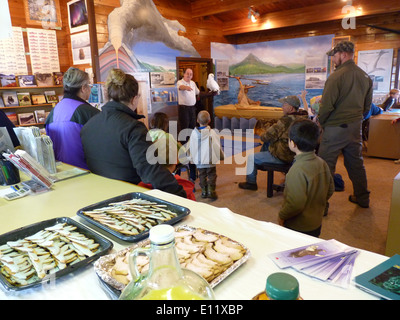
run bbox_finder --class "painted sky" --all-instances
[211,34,334,66]
[132,41,186,71]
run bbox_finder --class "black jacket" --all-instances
[81,100,186,198]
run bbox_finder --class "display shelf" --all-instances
[1,103,54,109]
[0,85,63,127]
[0,85,63,90]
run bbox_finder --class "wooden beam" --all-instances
[191,0,276,18]
[87,0,100,83]
[222,0,400,36]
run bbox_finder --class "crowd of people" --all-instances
[1,40,399,238]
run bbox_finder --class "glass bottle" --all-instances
[119,224,215,300]
[253,272,302,300]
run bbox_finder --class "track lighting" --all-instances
[248,7,260,23]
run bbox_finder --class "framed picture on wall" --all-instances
[23,0,62,29]
[67,0,89,33]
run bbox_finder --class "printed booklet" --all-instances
[354,254,400,300]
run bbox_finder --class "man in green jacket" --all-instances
[318,40,373,208]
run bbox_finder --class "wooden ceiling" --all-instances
[188,0,400,36]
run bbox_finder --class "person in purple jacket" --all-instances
[45,67,100,169]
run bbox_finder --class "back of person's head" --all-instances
[197,110,210,126]
[289,119,320,152]
[106,69,138,103]
[150,112,169,131]
[390,89,399,96]
[63,67,89,95]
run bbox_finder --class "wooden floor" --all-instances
[191,141,399,256]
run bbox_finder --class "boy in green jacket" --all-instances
[278,119,334,237]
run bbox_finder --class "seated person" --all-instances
[298,90,321,122]
[362,103,383,141]
[239,95,308,190]
[147,112,183,159]
[45,67,99,169]
[381,89,399,111]
[81,69,186,198]
[278,119,334,237]
[140,115,195,200]
[0,109,20,149]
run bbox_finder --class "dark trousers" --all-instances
[318,121,369,206]
[198,167,217,189]
[178,105,197,132]
[179,104,197,180]
[286,225,321,238]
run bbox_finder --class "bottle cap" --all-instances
[266,272,300,300]
[149,225,175,244]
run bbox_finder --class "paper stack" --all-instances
[2,149,53,189]
[13,126,56,174]
[268,239,359,288]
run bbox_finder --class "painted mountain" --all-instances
[230,53,305,75]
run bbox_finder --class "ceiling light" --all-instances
[248,7,260,23]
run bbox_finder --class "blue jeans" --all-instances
[246,151,285,184]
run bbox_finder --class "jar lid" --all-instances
[149,225,175,244]
[266,272,299,300]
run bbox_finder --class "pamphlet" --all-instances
[268,239,359,288]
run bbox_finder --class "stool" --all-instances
[258,163,292,197]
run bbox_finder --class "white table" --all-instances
[0,171,388,300]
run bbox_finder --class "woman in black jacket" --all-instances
[81,69,186,198]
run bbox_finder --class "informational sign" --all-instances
[27,28,60,74]
[358,49,394,93]
[305,55,328,89]
[0,27,28,75]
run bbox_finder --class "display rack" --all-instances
[0,85,63,127]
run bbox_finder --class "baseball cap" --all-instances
[326,40,355,56]
[278,95,300,109]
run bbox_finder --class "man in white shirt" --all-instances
[177,68,200,131]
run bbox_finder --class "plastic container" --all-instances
[119,224,215,300]
[253,272,302,300]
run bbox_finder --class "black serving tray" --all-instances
[76,192,191,242]
[0,217,113,292]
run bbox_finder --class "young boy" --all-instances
[278,119,334,237]
[188,110,224,200]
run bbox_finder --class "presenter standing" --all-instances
[177,68,200,132]
[177,68,200,183]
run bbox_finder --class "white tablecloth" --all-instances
[0,189,387,300]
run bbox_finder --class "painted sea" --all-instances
[213,73,323,108]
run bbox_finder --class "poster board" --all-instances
[358,49,394,93]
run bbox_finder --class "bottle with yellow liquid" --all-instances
[119,224,215,300]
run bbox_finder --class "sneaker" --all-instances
[238,182,258,191]
[348,195,369,208]
[201,187,208,198]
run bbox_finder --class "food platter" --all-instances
[77,192,191,242]
[0,217,113,291]
[94,225,251,299]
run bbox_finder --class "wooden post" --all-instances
[86,0,100,83]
